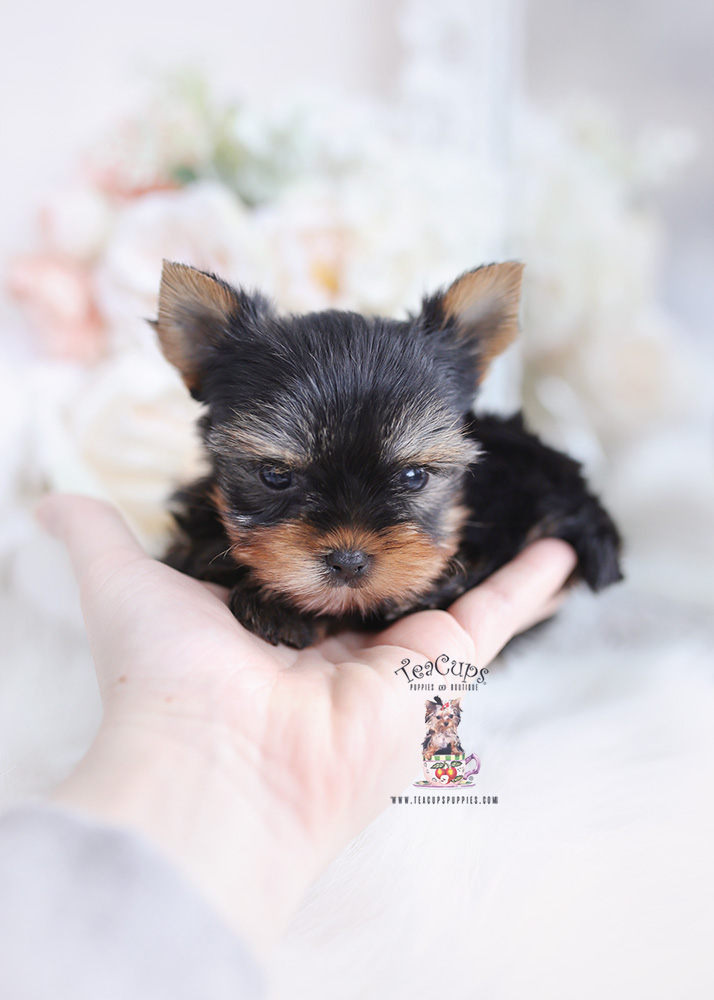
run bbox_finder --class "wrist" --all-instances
[51,717,323,956]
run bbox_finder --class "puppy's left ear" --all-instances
[425,699,438,722]
[422,262,524,381]
[151,260,268,399]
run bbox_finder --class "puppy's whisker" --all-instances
[208,546,235,567]
[449,554,468,577]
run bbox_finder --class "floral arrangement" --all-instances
[2,75,692,567]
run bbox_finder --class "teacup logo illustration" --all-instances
[435,761,458,783]
[422,752,480,785]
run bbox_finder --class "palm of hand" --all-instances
[40,496,575,953]
[81,542,470,843]
[47,496,573,848]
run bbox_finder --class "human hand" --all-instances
[37,495,576,956]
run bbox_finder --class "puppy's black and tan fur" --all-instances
[155,260,622,648]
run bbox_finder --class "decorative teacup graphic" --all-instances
[414,696,481,787]
[418,752,481,787]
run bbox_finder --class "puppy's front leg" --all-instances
[464,414,623,592]
[228,581,319,649]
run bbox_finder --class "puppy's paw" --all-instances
[571,509,624,591]
[228,586,318,649]
[534,498,623,592]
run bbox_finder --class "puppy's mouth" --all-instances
[217,516,465,617]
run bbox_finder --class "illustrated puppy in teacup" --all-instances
[422,696,464,761]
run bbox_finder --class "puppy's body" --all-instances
[156,260,622,648]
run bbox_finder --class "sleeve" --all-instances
[0,804,265,1000]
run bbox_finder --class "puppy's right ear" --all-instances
[421,262,524,384]
[151,261,265,398]
[425,699,438,722]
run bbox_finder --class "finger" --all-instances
[200,581,231,605]
[372,606,476,671]
[35,494,147,584]
[447,538,577,664]
[514,590,568,634]
[313,628,373,663]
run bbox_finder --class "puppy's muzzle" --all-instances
[324,548,372,586]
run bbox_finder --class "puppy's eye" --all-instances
[400,467,429,491]
[260,467,293,490]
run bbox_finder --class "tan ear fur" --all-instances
[154,261,238,392]
[441,261,524,373]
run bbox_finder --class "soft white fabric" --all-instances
[0,805,264,1000]
[270,586,714,999]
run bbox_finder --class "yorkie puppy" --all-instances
[422,696,464,761]
[154,259,622,648]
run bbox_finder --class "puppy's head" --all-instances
[425,697,462,732]
[154,260,523,616]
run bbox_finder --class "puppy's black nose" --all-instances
[325,549,371,582]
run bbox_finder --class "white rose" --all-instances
[27,350,205,552]
[96,181,270,351]
[41,187,115,261]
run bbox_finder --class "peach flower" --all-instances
[7,256,106,363]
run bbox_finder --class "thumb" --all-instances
[446,538,577,665]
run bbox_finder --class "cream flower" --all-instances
[40,187,114,261]
[95,181,270,351]
[23,350,205,551]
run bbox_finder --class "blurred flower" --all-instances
[63,351,206,549]
[96,181,268,350]
[22,351,205,551]
[87,72,312,207]
[7,256,106,362]
[3,74,696,545]
[257,182,347,312]
[40,187,114,261]
[513,107,693,464]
